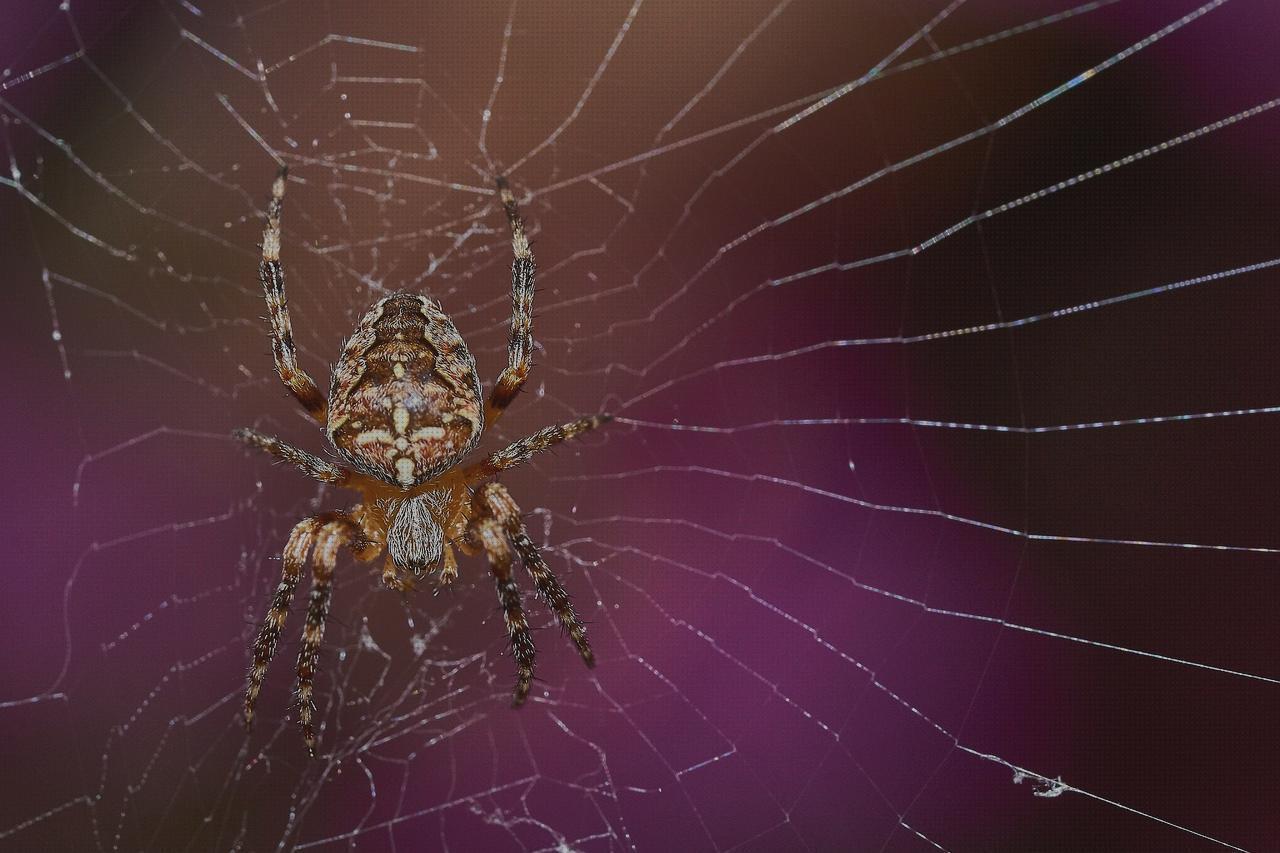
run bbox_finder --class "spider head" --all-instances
[386,491,449,576]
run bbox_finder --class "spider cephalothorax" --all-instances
[236,169,607,755]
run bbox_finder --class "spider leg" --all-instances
[380,554,416,593]
[475,483,595,672]
[259,167,328,424]
[510,527,596,669]
[295,515,362,756]
[485,177,535,427]
[470,515,536,705]
[233,427,351,485]
[464,414,611,479]
[244,511,358,731]
[439,543,460,586]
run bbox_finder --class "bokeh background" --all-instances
[2,1,1278,850]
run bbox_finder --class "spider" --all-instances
[235,168,607,756]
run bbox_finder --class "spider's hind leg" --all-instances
[244,511,366,733]
[294,515,364,756]
[471,515,536,705]
[245,515,323,731]
[509,526,595,669]
[468,482,595,705]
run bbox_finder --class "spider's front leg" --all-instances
[468,482,595,706]
[258,167,329,424]
[486,177,536,427]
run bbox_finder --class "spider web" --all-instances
[2,0,1277,849]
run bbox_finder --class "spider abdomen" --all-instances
[326,292,483,487]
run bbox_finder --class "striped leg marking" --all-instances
[473,483,595,688]
[487,177,536,424]
[295,518,357,756]
[233,427,348,484]
[472,515,536,705]
[259,166,328,423]
[468,414,611,479]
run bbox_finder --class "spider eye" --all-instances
[387,492,444,576]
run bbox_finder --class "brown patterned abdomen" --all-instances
[326,293,483,487]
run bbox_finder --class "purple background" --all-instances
[2,1,1278,850]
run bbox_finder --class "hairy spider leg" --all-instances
[260,166,328,424]
[476,483,595,669]
[244,512,357,730]
[470,514,537,705]
[379,556,409,592]
[486,176,535,427]
[233,427,350,484]
[465,414,611,480]
[295,516,363,756]
[511,528,595,669]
